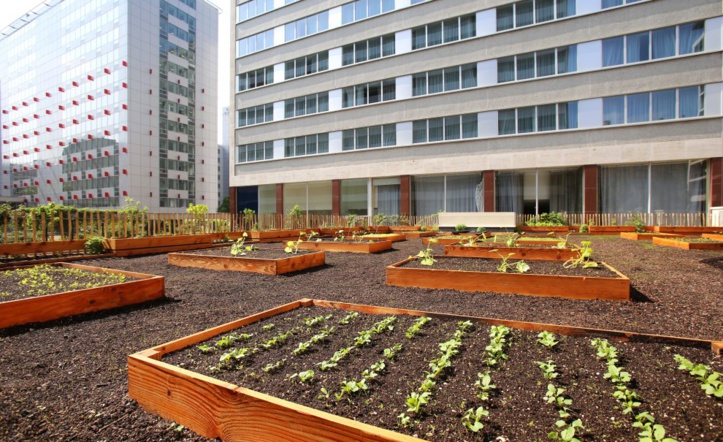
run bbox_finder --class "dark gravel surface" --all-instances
[0,234,721,441]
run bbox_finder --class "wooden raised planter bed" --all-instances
[0,263,165,328]
[588,226,636,234]
[620,232,685,241]
[386,257,629,301]
[702,233,723,241]
[652,237,723,250]
[403,230,437,238]
[0,239,87,258]
[444,244,580,261]
[316,227,362,236]
[168,250,325,275]
[103,234,220,257]
[248,229,307,240]
[653,226,723,235]
[422,235,476,245]
[360,233,406,243]
[519,226,571,234]
[128,298,721,442]
[389,225,421,232]
[297,240,392,254]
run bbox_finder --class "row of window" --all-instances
[412,14,476,51]
[603,87,704,126]
[497,0,576,32]
[237,104,273,128]
[341,0,396,25]
[412,114,478,144]
[602,0,642,8]
[342,80,396,108]
[236,0,298,23]
[237,141,274,163]
[342,34,395,66]
[285,92,330,118]
[412,64,477,97]
[236,66,274,92]
[284,11,330,43]
[342,125,397,150]
[285,51,330,80]
[498,46,576,83]
[602,21,704,67]
[498,102,578,135]
[284,134,330,158]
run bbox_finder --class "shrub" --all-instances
[526,212,567,227]
[84,236,106,255]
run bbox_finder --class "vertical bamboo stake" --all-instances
[41,212,46,242]
[30,212,37,243]
[13,214,18,244]
[3,217,8,244]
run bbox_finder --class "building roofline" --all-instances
[0,0,64,42]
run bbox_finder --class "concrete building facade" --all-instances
[230,0,723,218]
[0,0,218,211]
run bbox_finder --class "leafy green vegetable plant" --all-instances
[462,406,488,433]
[673,354,723,399]
[230,232,255,256]
[563,241,598,269]
[537,331,559,349]
[415,238,438,266]
[488,249,530,273]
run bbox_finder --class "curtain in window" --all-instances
[497,5,514,31]
[368,82,381,104]
[413,120,427,143]
[412,27,426,50]
[383,80,396,101]
[496,172,524,213]
[342,3,354,24]
[318,51,329,71]
[368,0,381,17]
[295,98,305,116]
[342,87,354,108]
[446,174,480,212]
[383,124,397,146]
[382,34,395,56]
[498,57,516,83]
[413,73,427,96]
[369,126,382,148]
[679,22,704,55]
[517,107,535,133]
[342,130,355,150]
[602,0,623,8]
[444,67,460,91]
[603,37,624,67]
[294,137,305,156]
[498,109,516,135]
[461,64,477,88]
[285,139,295,157]
[368,38,381,59]
[306,95,317,114]
[557,45,577,73]
[600,165,648,212]
[428,118,444,142]
[306,136,317,155]
[652,27,675,59]
[537,104,557,131]
[427,22,442,46]
[445,116,461,140]
[247,145,256,162]
[413,176,444,216]
[318,134,329,153]
[356,128,368,149]
[356,85,368,106]
[556,0,575,18]
[443,18,459,43]
[652,90,675,121]
[318,93,329,112]
[460,15,476,38]
[355,0,367,21]
[650,163,700,213]
[428,70,443,94]
[355,41,367,63]
[549,168,582,213]
[382,0,395,13]
[679,86,703,118]
[236,145,247,163]
[376,185,400,216]
[537,49,556,77]
[536,0,554,23]
[603,96,624,125]
[265,141,273,159]
[462,114,478,138]
[627,92,650,123]
[516,53,535,80]
[516,1,534,27]
[626,32,649,63]
[341,179,368,215]
[558,101,578,129]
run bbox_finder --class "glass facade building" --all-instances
[0,0,218,211]
[230,0,723,217]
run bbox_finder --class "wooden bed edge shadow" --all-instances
[128,298,722,442]
[0,263,165,329]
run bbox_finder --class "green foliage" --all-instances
[454,224,468,232]
[291,369,315,383]
[526,212,567,227]
[230,232,255,256]
[383,343,403,360]
[488,249,530,273]
[286,204,303,228]
[284,230,318,254]
[673,354,723,399]
[474,372,496,401]
[537,360,559,381]
[537,331,560,349]
[415,239,438,266]
[406,317,432,339]
[406,391,431,414]
[0,264,126,299]
[626,213,646,233]
[84,236,106,254]
[217,196,230,213]
[462,406,489,433]
[563,241,598,269]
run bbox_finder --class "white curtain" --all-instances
[626,32,649,63]
[652,90,675,121]
[447,174,481,212]
[651,162,707,213]
[413,176,444,216]
[603,37,624,67]
[600,165,648,213]
[377,185,400,215]
[496,172,524,213]
[652,27,675,59]
[627,92,650,123]
[549,168,582,213]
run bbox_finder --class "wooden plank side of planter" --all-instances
[0,240,87,256]
[0,263,164,328]
[519,226,571,234]
[389,226,421,232]
[652,237,723,250]
[104,234,217,251]
[249,229,306,240]
[361,234,406,243]
[386,257,629,301]
[620,232,685,241]
[112,243,221,257]
[703,233,723,241]
[168,252,324,275]
[297,241,392,254]
[654,226,723,234]
[423,236,475,245]
[403,231,437,238]
[444,245,579,261]
[589,226,637,234]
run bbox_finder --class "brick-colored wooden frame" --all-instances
[103,234,229,257]
[0,263,165,328]
[403,231,437,238]
[702,233,723,241]
[387,257,630,301]
[620,232,685,241]
[168,250,325,275]
[128,299,721,442]
[248,229,307,240]
[444,244,580,261]
[652,237,723,250]
[298,240,392,254]
[653,226,723,234]
[589,226,636,234]
[0,240,87,257]
[360,234,406,243]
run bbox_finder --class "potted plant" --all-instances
[453,224,470,234]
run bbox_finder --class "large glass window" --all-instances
[679,21,705,55]
[652,27,675,59]
[499,103,578,135]
[497,0,574,32]
[603,96,625,126]
[236,141,274,163]
[679,86,704,118]
[284,134,329,157]
[603,37,624,67]
[283,51,330,80]
[341,179,368,215]
[237,66,274,92]
[498,46,577,83]
[412,14,476,50]
[343,34,395,66]
[413,64,477,97]
[603,21,704,67]
[627,92,650,123]
[605,87,704,125]
[342,79,396,108]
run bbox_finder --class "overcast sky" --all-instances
[0,0,231,145]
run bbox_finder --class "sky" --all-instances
[0,0,231,145]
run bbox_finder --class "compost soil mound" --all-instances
[0,235,721,441]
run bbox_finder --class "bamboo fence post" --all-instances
[41,212,46,242]
[13,214,18,244]
[31,212,37,243]
[22,213,28,243]
[3,217,8,244]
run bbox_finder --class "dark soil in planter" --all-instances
[0,235,721,441]
[181,244,317,259]
[402,257,620,278]
[163,305,723,442]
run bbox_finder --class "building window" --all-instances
[412,64,477,97]
[342,124,396,151]
[498,103,578,135]
[237,104,273,127]
[236,0,299,23]
[284,92,330,118]
[497,0,576,32]
[602,21,704,67]
[342,34,395,66]
[236,141,274,163]
[498,45,576,83]
[341,79,396,108]
[603,86,704,126]
[284,134,330,158]
[412,14,476,50]
[413,114,478,143]
[284,51,329,80]
[602,0,644,10]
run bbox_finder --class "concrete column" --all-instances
[583,165,599,214]
[483,170,495,212]
[400,175,411,216]
[275,183,284,215]
[332,179,341,216]
[711,158,723,208]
